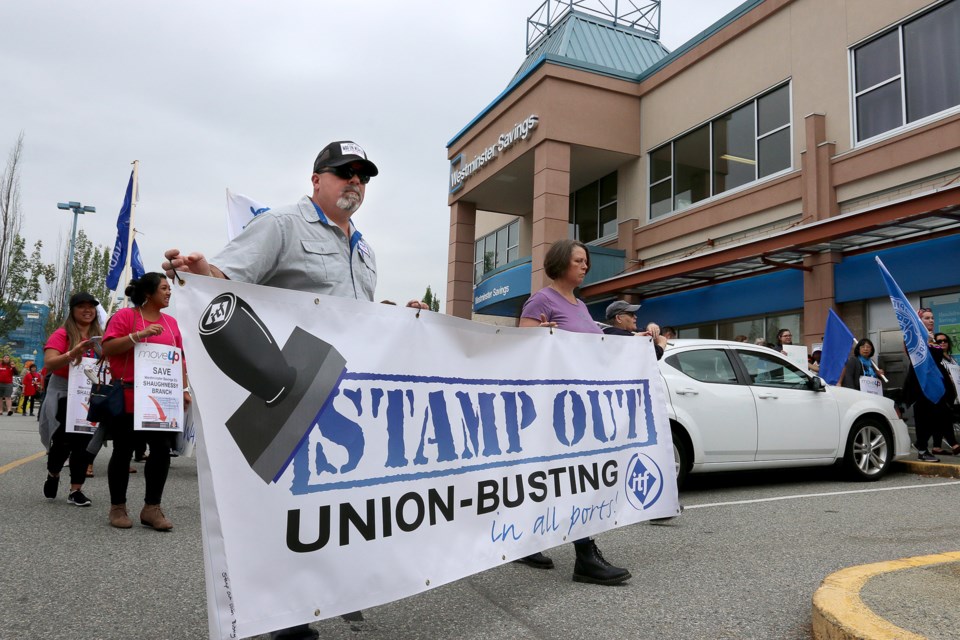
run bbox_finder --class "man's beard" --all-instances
[337,189,362,213]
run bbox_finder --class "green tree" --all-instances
[45,229,111,335]
[422,285,441,313]
[0,133,38,338]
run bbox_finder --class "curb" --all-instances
[893,459,960,479]
[812,551,960,640]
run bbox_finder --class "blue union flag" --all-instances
[106,171,145,291]
[875,257,944,403]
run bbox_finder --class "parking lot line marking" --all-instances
[686,480,960,509]
[0,451,46,475]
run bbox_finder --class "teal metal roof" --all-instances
[510,11,669,85]
[448,0,767,149]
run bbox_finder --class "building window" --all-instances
[677,312,802,345]
[569,172,617,243]
[648,83,792,219]
[852,0,960,143]
[474,219,520,284]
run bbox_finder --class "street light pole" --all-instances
[56,201,95,318]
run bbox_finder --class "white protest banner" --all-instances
[134,344,184,432]
[65,357,99,434]
[175,274,678,639]
[782,344,809,371]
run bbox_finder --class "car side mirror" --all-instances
[808,376,825,392]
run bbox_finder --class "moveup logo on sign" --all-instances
[449,115,539,193]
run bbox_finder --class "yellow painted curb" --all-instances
[893,459,960,479]
[812,551,960,640]
[0,450,45,475]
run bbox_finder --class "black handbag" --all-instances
[86,362,125,423]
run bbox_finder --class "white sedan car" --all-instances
[658,340,911,487]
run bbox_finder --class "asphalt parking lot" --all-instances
[3,412,958,640]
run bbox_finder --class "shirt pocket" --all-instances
[300,239,339,281]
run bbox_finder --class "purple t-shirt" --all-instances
[520,287,602,335]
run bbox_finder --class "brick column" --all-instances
[531,141,571,291]
[446,200,476,319]
[800,113,838,222]
[802,251,843,346]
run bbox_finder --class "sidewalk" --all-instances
[812,456,960,640]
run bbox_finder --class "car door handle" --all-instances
[675,388,699,396]
[757,392,778,399]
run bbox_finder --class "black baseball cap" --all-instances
[313,141,379,177]
[69,292,100,308]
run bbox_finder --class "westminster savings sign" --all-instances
[176,274,678,639]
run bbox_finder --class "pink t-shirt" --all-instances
[44,327,98,379]
[520,287,602,335]
[104,307,185,412]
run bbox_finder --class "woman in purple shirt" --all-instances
[517,239,631,586]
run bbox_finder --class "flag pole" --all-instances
[105,161,138,315]
[122,160,139,307]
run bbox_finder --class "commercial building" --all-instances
[445,0,960,385]
[2,301,50,366]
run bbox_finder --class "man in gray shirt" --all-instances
[163,140,424,640]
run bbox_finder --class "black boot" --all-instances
[513,551,554,569]
[572,539,631,585]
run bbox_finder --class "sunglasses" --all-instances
[936,338,949,344]
[318,166,371,184]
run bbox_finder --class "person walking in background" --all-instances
[39,292,102,507]
[903,339,959,462]
[774,328,793,354]
[517,238,632,586]
[100,273,189,531]
[919,307,936,342]
[602,300,667,359]
[930,333,960,456]
[21,364,42,417]
[0,355,18,416]
[839,339,884,392]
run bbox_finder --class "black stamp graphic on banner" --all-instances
[199,293,346,483]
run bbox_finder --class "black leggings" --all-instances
[47,424,93,486]
[23,395,36,414]
[108,413,172,506]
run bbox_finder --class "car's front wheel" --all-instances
[844,418,892,481]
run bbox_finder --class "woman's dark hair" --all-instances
[543,239,590,281]
[776,328,791,341]
[125,272,165,307]
[853,338,875,358]
[935,333,952,353]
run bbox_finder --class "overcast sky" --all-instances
[1,0,744,307]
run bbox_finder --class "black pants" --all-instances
[914,401,955,451]
[47,424,93,485]
[108,413,172,506]
[23,395,36,415]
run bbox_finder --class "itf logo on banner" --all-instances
[624,452,663,510]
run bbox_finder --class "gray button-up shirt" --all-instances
[213,195,377,300]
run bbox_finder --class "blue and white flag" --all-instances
[819,309,855,385]
[106,171,145,291]
[875,257,944,403]
[226,188,269,241]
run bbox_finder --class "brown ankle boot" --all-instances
[140,504,173,531]
[109,504,133,529]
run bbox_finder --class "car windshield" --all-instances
[736,349,810,390]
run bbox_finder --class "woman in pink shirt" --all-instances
[100,273,189,531]
[517,239,631,586]
[40,292,102,507]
